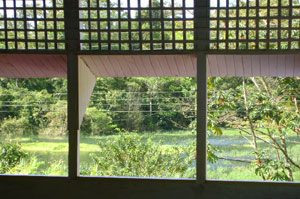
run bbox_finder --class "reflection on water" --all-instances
[29,151,94,172]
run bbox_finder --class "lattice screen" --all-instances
[0,0,65,51]
[209,0,300,50]
[3,0,300,52]
[79,0,195,51]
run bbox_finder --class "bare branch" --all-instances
[218,157,252,163]
[260,77,272,98]
[250,77,262,92]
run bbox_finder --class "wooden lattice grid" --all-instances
[0,0,65,51]
[79,0,195,51]
[209,0,300,51]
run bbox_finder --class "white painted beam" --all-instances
[78,56,96,127]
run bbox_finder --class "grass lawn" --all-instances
[1,129,300,181]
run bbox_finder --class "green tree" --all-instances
[210,77,300,181]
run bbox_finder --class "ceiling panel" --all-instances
[1,54,300,78]
[0,54,67,78]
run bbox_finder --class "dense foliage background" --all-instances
[0,77,300,181]
[0,77,197,136]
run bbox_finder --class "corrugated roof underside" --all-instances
[0,54,67,78]
[1,54,300,78]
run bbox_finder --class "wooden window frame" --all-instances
[0,3,299,199]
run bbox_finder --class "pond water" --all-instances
[24,135,250,175]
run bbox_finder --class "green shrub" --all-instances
[0,117,37,135]
[42,100,67,136]
[81,107,116,135]
[0,142,27,173]
[43,160,68,176]
[7,156,42,175]
[82,133,195,178]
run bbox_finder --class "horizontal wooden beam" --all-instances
[0,176,299,199]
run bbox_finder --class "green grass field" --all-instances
[1,129,300,181]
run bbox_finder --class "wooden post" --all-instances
[67,53,80,178]
[196,53,207,184]
[65,0,80,178]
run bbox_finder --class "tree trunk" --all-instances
[242,77,258,149]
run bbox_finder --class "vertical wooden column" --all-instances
[65,0,80,178]
[67,54,80,178]
[66,56,96,178]
[196,53,207,184]
[195,0,209,184]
